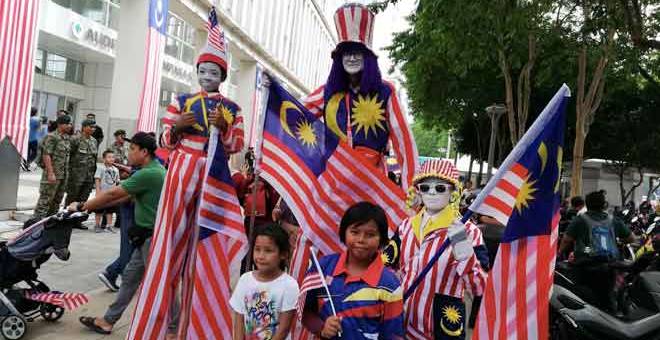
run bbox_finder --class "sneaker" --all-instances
[105,226,118,233]
[98,272,119,292]
[94,226,104,233]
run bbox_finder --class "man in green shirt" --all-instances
[68,132,167,335]
[559,190,635,312]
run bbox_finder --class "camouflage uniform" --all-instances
[65,133,98,205]
[34,131,71,217]
[109,141,129,165]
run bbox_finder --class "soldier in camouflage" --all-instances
[65,119,98,209]
[109,129,128,165]
[34,115,73,218]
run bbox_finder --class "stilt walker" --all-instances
[290,3,418,338]
[127,7,245,339]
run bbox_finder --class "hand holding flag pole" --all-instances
[310,246,342,338]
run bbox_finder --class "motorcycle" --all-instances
[550,236,660,340]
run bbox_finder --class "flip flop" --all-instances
[79,316,112,335]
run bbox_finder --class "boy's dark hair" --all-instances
[30,107,37,116]
[339,201,389,248]
[252,223,291,270]
[102,149,114,158]
[585,191,607,211]
[570,196,585,209]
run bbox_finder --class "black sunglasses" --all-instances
[416,183,450,193]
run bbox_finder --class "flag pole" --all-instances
[245,68,270,270]
[310,246,342,338]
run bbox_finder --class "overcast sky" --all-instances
[371,0,416,78]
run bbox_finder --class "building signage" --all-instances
[163,58,193,84]
[71,21,116,51]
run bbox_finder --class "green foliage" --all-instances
[411,121,447,157]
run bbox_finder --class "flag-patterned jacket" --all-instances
[302,81,418,190]
[398,211,487,338]
[161,91,244,155]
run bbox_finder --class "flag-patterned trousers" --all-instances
[127,148,207,340]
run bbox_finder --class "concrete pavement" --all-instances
[1,169,131,340]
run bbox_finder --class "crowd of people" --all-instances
[20,2,653,340]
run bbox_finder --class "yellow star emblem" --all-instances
[219,104,234,125]
[443,305,462,324]
[296,119,317,147]
[514,175,538,213]
[351,94,386,138]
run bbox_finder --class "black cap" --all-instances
[81,119,96,127]
[125,132,157,153]
[56,115,72,125]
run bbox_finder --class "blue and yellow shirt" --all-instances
[303,251,404,339]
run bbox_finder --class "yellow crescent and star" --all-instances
[279,101,318,147]
[325,93,387,141]
[440,305,463,336]
[514,141,564,214]
[183,94,234,132]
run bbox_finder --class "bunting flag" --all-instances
[135,0,169,133]
[0,0,40,158]
[471,85,570,340]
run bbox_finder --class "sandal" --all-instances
[79,316,112,335]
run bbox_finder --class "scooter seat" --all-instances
[582,311,660,339]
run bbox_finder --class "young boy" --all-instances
[93,150,120,232]
[300,202,404,339]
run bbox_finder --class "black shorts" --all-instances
[93,206,118,215]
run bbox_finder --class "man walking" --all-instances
[66,119,98,207]
[33,115,72,218]
[69,132,166,335]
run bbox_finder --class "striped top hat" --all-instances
[333,3,375,54]
[197,6,228,74]
[413,159,460,187]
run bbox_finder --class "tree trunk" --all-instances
[468,155,474,183]
[477,160,484,186]
[570,30,614,198]
[498,34,537,148]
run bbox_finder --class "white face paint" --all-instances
[418,178,453,214]
[342,51,364,75]
[197,62,224,92]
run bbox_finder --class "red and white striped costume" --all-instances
[127,92,244,338]
[399,211,487,339]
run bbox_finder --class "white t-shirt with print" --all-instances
[94,164,120,192]
[229,271,299,340]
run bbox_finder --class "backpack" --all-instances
[582,214,619,261]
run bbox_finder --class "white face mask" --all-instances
[418,179,452,214]
[342,52,364,75]
[197,62,224,92]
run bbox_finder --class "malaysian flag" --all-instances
[135,0,169,133]
[26,291,89,310]
[471,85,570,340]
[260,78,409,257]
[0,0,40,158]
[295,266,326,320]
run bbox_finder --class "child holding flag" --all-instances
[299,202,404,339]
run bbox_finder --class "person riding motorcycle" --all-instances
[559,190,636,312]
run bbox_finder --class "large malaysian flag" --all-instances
[471,85,570,340]
[135,0,169,133]
[0,1,41,158]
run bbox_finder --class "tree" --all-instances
[411,121,447,157]
[584,63,660,205]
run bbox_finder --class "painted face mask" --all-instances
[418,179,453,213]
[197,62,223,92]
[342,51,364,75]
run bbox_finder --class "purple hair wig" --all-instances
[325,42,382,96]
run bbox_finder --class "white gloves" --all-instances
[448,219,474,262]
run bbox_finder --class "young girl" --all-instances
[300,202,405,339]
[230,224,299,340]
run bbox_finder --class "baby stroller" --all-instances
[0,211,87,339]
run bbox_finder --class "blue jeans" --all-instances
[104,202,135,282]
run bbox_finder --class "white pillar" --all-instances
[107,0,150,137]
